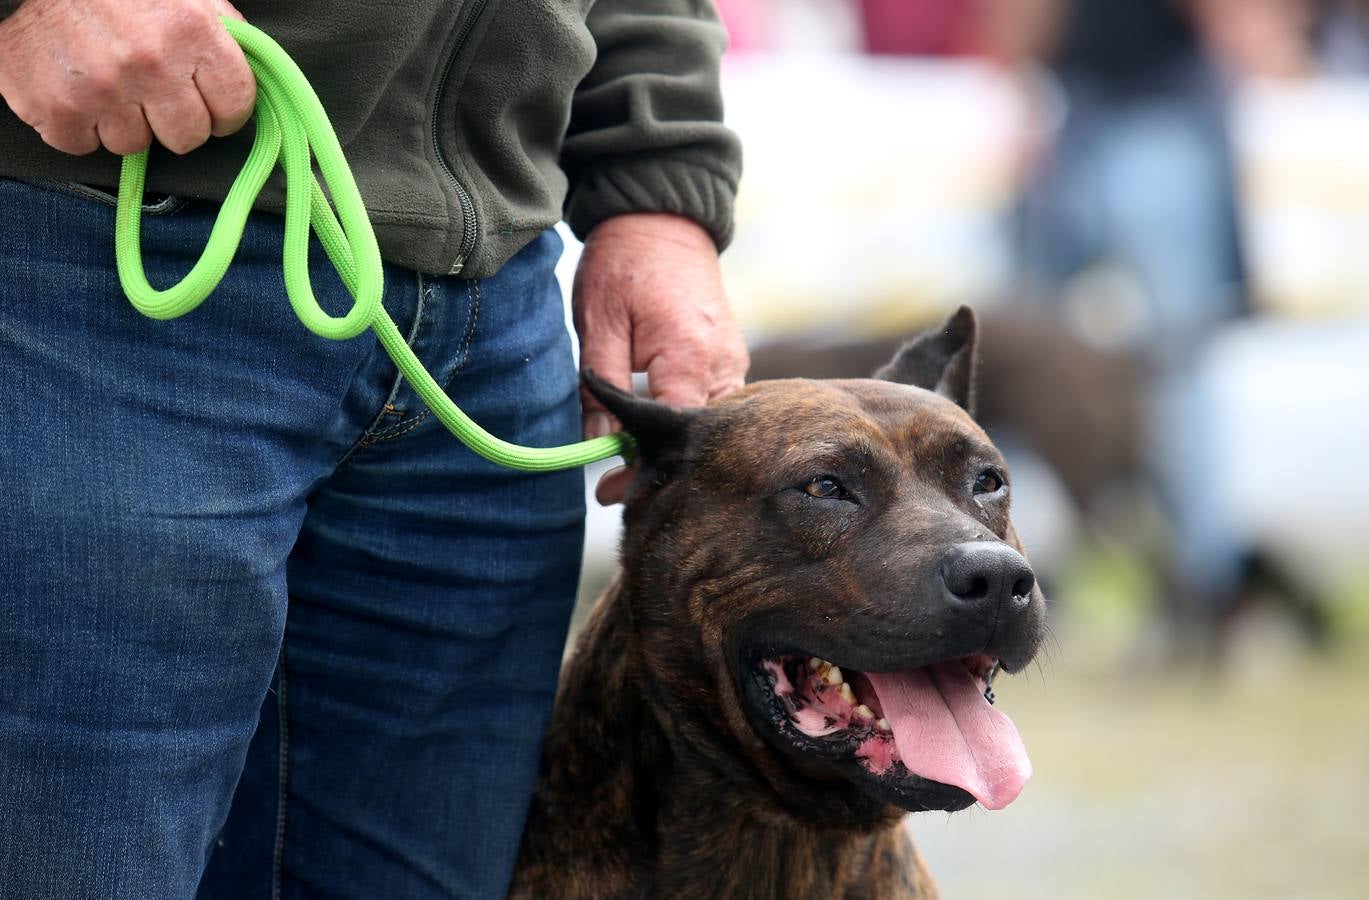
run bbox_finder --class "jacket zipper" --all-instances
[431,0,489,275]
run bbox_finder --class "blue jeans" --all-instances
[0,178,585,899]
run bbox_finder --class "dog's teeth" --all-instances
[876,718,892,732]
[808,657,823,671]
[838,682,856,705]
[822,666,843,686]
[854,704,875,720]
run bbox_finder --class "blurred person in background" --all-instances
[1306,0,1369,72]
[839,0,1329,654]
[999,0,1322,654]
[857,0,981,55]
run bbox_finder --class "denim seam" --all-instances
[272,652,291,900]
[366,277,480,445]
[364,273,441,438]
[332,271,433,467]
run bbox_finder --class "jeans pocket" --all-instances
[362,274,482,444]
[17,178,186,216]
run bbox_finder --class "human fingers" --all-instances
[28,102,102,155]
[142,80,213,155]
[643,324,748,411]
[574,286,634,441]
[194,1,256,137]
[594,466,635,506]
[96,102,155,155]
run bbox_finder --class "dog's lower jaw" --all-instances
[509,584,940,900]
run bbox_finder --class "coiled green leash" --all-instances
[114,17,631,473]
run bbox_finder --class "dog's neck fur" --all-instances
[511,581,938,899]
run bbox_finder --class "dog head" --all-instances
[586,306,1047,828]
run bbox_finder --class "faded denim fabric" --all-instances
[0,178,584,899]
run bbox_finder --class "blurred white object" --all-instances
[1233,77,1369,317]
[720,55,1029,340]
[1202,317,1369,575]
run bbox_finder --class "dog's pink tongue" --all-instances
[866,661,1031,809]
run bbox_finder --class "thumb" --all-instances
[578,317,633,441]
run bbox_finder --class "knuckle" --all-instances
[102,128,151,156]
[657,367,703,400]
[670,323,711,350]
[5,97,37,127]
[47,131,98,155]
[164,6,215,42]
[46,102,98,139]
[676,342,711,372]
[155,99,212,154]
[121,43,164,76]
[162,130,205,154]
[47,91,90,123]
[681,350,711,378]
[221,67,257,117]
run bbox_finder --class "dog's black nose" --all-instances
[940,542,1035,612]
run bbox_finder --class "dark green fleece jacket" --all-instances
[0,0,741,277]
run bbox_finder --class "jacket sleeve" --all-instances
[561,0,742,251]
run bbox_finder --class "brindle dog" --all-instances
[511,307,1047,899]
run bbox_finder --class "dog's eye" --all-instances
[803,476,850,500]
[973,468,1005,495]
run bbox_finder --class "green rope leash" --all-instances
[114,17,631,473]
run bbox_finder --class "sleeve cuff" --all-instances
[564,153,739,252]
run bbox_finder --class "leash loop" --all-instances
[114,17,632,473]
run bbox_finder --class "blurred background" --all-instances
[558,1,1369,897]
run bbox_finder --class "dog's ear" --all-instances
[583,369,693,471]
[874,305,978,414]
